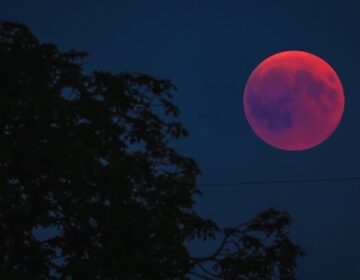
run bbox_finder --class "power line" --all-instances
[197,176,360,188]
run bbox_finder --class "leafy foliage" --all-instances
[191,209,303,280]
[0,21,304,279]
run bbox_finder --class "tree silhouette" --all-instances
[0,21,304,279]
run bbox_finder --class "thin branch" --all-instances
[191,224,248,264]
[191,231,232,264]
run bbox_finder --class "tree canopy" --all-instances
[0,21,304,279]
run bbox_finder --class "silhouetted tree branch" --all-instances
[191,208,304,279]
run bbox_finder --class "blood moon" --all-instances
[243,51,344,151]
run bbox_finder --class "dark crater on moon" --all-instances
[247,93,293,133]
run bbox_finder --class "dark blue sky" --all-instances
[2,1,360,278]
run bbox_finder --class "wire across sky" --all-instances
[197,176,360,188]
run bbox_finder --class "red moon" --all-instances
[243,51,344,151]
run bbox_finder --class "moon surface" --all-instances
[243,51,345,151]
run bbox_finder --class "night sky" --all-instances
[2,1,360,279]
